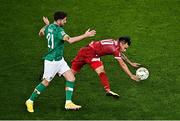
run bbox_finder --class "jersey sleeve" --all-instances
[113,50,122,60]
[58,28,69,40]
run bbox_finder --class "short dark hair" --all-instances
[118,36,131,46]
[54,11,67,21]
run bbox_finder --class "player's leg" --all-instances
[90,61,119,98]
[63,70,81,110]
[25,79,48,113]
[90,61,111,92]
[25,60,57,113]
[71,48,86,75]
[71,59,85,75]
[58,58,81,110]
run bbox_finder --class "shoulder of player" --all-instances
[45,24,55,31]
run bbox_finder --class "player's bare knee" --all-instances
[63,70,76,82]
[64,73,76,82]
[42,80,49,87]
[95,66,105,75]
[97,70,105,75]
[68,75,75,82]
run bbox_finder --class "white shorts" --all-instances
[42,58,70,82]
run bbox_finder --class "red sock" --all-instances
[98,72,110,92]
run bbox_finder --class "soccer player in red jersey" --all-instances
[71,36,140,98]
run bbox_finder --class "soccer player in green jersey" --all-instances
[25,11,96,112]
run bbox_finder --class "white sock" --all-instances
[66,100,72,104]
[28,99,33,103]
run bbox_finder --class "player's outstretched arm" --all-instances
[118,59,139,81]
[39,17,49,37]
[121,53,140,68]
[64,29,96,44]
[38,25,48,37]
[41,17,96,43]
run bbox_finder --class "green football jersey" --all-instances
[43,23,67,61]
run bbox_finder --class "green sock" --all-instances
[29,83,46,101]
[65,81,74,101]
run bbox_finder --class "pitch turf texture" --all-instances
[0,0,179,120]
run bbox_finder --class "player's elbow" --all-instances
[39,34,44,37]
[39,31,44,37]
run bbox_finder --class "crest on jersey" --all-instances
[61,31,66,36]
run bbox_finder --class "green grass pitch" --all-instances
[0,0,179,120]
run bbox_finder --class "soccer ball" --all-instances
[136,67,149,80]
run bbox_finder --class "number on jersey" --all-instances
[46,33,54,49]
[100,40,114,45]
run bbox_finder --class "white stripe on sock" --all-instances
[35,89,41,94]
[66,100,72,104]
[28,99,33,103]
[67,87,73,91]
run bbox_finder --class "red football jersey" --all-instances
[89,39,122,60]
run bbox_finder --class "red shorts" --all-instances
[71,46,103,72]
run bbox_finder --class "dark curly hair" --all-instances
[118,36,131,46]
[54,11,67,21]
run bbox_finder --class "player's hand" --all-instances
[84,28,96,37]
[130,75,140,82]
[43,16,50,25]
[39,28,45,37]
[131,62,141,68]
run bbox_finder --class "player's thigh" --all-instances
[43,60,59,82]
[71,59,85,73]
[71,48,86,73]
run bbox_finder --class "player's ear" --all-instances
[119,42,123,46]
[57,19,61,25]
